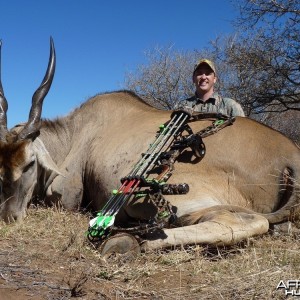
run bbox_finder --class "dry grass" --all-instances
[1,206,300,299]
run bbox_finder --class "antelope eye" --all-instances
[23,160,35,173]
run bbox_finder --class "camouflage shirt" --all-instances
[176,92,245,117]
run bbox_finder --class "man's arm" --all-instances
[224,98,245,117]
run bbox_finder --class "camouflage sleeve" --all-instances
[172,99,194,119]
[232,102,245,117]
[174,98,195,110]
[174,99,188,110]
[225,98,245,117]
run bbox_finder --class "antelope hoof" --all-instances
[99,233,141,259]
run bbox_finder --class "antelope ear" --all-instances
[32,137,66,177]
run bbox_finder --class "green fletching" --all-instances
[95,215,114,228]
[87,214,115,238]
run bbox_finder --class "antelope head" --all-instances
[0,37,56,222]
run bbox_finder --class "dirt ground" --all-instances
[1,206,300,300]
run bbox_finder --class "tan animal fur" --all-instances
[0,40,299,250]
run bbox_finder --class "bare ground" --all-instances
[1,206,300,300]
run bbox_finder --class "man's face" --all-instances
[193,64,216,96]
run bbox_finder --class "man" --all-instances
[176,59,245,117]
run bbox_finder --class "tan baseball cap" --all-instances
[194,59,216,74]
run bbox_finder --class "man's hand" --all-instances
[170,106,193,120]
